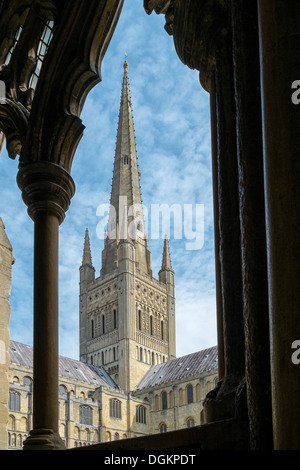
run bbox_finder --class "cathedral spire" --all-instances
[108,60,144,236]
[101,61,152,276]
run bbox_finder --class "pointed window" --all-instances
[123,155,129,165]
[4,26,22,66]
[29,20,54,90]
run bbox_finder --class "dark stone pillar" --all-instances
[257,0,300,450]
[17,162,75,450]
[209,76,225,382]
[202,30,246,424]
[230,0,272,449]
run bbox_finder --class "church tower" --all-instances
[79,62,176,393]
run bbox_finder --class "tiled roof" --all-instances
[135,346,218,391]
[9,340,118,390]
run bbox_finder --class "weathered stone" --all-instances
[0,219,14,451]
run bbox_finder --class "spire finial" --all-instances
[82,228,93,267]
[161,234,172,271]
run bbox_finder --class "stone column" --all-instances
[209,76,225,382]
[17,162,75,450]
[202,30,246,422]
[257,0,300,450]
[0,219,14,450]
[230,1,272,449]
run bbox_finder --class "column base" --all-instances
[201,377,248,424]
[23,429,65,450]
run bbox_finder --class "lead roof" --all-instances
[135,346,218,391]
[9,340,118,390]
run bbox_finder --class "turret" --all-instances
[159,235,176,359]
[80,228,95,288]
[159,235,174,292]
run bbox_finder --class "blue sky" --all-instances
[0,1,217,360]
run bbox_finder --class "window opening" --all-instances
[4,26,22,66]
[79,405,92,425]
[161,391,167,410]
[187,384,193,404]
[9,391,20,412]
[29,20,54,90]
[136,405,146,424]
[109,399,121,419]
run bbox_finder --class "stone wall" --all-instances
[0,218,14,450]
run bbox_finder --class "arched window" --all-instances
[109,399,121,419]
[9,391,20,412]
[150,315,153,335]
[59,384,67,395]
[79,406,93,425]
[161,391,168,410]
[8,415,15,430]
[113,309,117,329]
[138,309,141,330]
[161,320,164,340]
[23,376,32,390]
[187,417,195,428]
[160,423,167,433]
[124,155,129,165]
[4,25,22,66]
[187,384,193,404]
[29,20,54,90]
[136,405,146,424]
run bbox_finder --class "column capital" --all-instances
[17,161,75,225]
[144,0,230,92]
